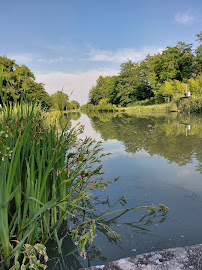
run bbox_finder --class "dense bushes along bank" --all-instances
[81,95,202,114]
[179,96,202,113]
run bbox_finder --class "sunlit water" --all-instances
[48,112,202,270]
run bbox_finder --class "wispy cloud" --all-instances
[35,69,119,105]
[174,12,194,24]
[36,57,73,64]
[87,47,164,63]
[8,53,34,64]
[6,53,74,67]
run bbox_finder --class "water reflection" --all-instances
[48,111,202,269]
[47,198,167,270]
[87,112,202,170]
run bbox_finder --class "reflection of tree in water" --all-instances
[88,112,202,169]
[55,112,81,131]
[67,112,81,121]
[86,111,120,122]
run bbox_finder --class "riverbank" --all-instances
[84,244,202,270]
[79,96,202,115]
[118,103,170,113]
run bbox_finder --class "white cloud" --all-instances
[8,53,34,64]
[87,47,163,63]
[36,57,73,64]
[174,12,194,24]
[35,69,119,105]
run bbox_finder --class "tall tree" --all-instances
[51,91,69,111]
[194,31,202,75]
[69,100,80,109]
[0,55,52,107]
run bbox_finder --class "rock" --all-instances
[82,244,202,270]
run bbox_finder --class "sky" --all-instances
[0,0,202,104]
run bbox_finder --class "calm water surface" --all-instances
[48,112,202,270]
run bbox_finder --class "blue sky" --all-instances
[0,0,201,104]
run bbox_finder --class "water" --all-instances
[48,111,202,269]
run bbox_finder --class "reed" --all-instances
[0,81,111,268]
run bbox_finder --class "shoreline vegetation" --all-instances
[80,97,202,114]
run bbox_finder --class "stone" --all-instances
[82,244,202,270]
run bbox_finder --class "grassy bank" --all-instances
[103,96,202,114]
[80,102,169,114]
[118,103,170,113]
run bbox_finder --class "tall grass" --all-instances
[0,83,112,268]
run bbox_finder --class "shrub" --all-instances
[180,96,202,113]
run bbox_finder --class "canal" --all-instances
[48,112,202,270]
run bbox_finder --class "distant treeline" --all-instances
[0,56,80,110]
[88,31,202,107]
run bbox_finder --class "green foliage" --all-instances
[157,80,186,100]
[180,96,202,113]
[0,55,51,108]
[188,74,202,96]
[132,97,156,106]
[69,100,80,110]
[89,76,118,105]
[81,99,117,112]
[194,31,202,75]
[88,32,202,108]
[146,42,194,87]
[51,91,69,111]
[0,82,115,268]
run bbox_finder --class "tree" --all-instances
[87,33,201,106]
[120,60,135,77]
[26,81,52,108]
[69,100,80,110]
[89,76,117,105]
[0,55,52,107]
[51,91,69,111]
[145,42,194,87]
[196,31,202,43]
[194,31,202,75]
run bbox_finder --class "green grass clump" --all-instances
[0,99,112,268]
[81,99,117,112]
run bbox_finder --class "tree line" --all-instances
[0,55,80,110]
[88,31,202,107]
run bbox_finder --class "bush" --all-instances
[132,98,156,106]
[81,99,117,112]
[180,96,202,113]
